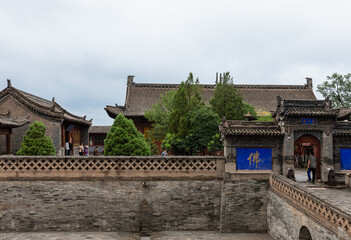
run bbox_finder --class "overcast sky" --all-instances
[1,0,351,125]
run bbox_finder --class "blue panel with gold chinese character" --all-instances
[340,148,351,170]
[236,148,272,170]
[301,118,317,125]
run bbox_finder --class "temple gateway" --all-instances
[220,97,351,182]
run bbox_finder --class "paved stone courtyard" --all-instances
[295,168,351,214]
[0,232,273,240]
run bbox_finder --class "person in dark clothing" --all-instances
[307,152,317,184]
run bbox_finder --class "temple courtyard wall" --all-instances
[0,156,349,239]
[0,179,270,233]
[0,156,271,233]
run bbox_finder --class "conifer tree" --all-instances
[104,114,151,156]
[17,121,56,156]
[210,72,247,120]
[168,72,202,137]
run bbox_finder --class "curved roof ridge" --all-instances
[0,83,92,125]
[0,87,63,119]
[131,82,311,90]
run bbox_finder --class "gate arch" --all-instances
[294,134,321,179]
[299,226,312,240]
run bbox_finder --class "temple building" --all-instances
[105,75,316,135]
[0,111,30,154]
[220,98,351,182]
[0,80,92,155]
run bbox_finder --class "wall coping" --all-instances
[0,156,225,179]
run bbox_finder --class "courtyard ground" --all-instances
[0,232,273,240]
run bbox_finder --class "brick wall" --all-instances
[0,179,222,232]
[220,173,270,232]
[0,97,62,154]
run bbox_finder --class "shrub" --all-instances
[17,121,56,156]
[104,114,151,156]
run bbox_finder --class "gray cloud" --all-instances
[1,0,351,125]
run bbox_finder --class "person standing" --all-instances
[65,140,71,156]
[161,149,168,156]
[93,146,98,156]
[84,145,89,156]
[68,138,73,156]
[79,143,84,156]
[307,152,317,184]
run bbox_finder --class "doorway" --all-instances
[294,134,321,179]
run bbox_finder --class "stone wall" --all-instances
[220,173,270,233]
[268,191,339,240]
[0,156,274,233]
[269,174,351,239]
[0,179,222,232]
[0,97,61,154]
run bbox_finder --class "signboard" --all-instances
[236,148,272,170]
[301,118,317,125]
[340,148,351,170]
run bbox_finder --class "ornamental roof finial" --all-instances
[7,79,11,87]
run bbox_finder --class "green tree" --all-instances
[210,72,248,120]
[104,114,151,156]
[317,73,351,108]
[17,121,56,156]
[144,90,176,141]
[186,104,221,154]
[168,72,202,137]
[163,104,221,155]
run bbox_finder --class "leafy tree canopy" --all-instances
[17,121,56,156]
[162,104,221,155]
[186,104,221,154]
[104,114,151,156]
[210,72,252,120]
[317,73,351,108]
[168,72,202,138]
[144,90,176,141]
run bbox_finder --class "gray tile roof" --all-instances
[220,120,283,136]
[0,81,92,126]
[0,111,30,128]
[106,77,316,119]
[89,126,111,134]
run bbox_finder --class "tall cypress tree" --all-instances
[104,114,151,156]
[17,121,56,156]
[168,72,202,137]
[210,72,246,120]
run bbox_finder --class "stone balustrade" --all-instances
[0,156,225,179]
[270,173,351,238]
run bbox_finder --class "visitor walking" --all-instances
[307,152,317,184]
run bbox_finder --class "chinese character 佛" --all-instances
[247,151,261,168]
